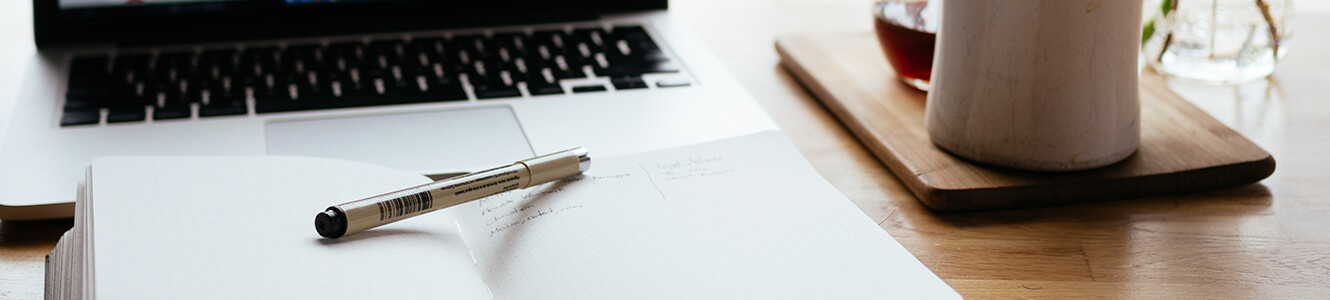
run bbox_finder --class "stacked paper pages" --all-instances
[46,131,958,299]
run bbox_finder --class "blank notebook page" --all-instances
[89,156,491,299]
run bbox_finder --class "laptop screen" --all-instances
[35,0,667,48]
[57,0,399,10]
[59,0,239,10]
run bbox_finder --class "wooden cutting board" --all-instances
[776,33,1275,211]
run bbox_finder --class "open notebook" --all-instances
[45,131,959,299]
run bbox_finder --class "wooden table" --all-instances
[671,1,1330,297]
[3,1,1329,298]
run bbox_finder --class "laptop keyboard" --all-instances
[60,24,685,126]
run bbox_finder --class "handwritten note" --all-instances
[647,156,736,182]
[470,172,641,238]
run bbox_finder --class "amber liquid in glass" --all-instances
[873,1,936,91]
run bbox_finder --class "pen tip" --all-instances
[315,208,347,238]
[573,147,591,173]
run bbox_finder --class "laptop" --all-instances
[0,0,778,220]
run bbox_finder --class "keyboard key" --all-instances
[67,76,116,92]
[409,38,446,56]
[334,82,381,106]
[200,87,248,117]
[63,97,101,110]
[105,91,151,108]
[65,86,112,109]
[571,85,606,93]
[69,56,110,82]
[526,77,564,96]
[473,83,521,99]
[67,85,138,109]
[451,35,488,61]
[551,61,587,80]
[530,30,572,58]
[199,102,247,117]
[153,105,191,121]
[197,50,236,75]
[240,47,279,78]
[146,81,186,107]
[609,26,660,51]
[655,78,692,88]
[254,99,300,114]
[297,76,335,102]
[65,84,113,99]
[382,77,434,104]
[570,29,609,63]
[182,79,206,104]
[496,62,528,83]
[605,42,669,66]
[367,40,405,55]
[609,26,648,37]
[154,52,193,75]
[423,74,468,101]
[106,107,146,123]
[425,84,468,101]
[258,84,341,113]
[593,61,679,77]
[60,110,101,126]
[253,85,296,113]
[610,76,648,90]
[491,33,530,59]
[112,54,151,81]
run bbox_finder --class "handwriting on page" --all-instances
[649,156,735,181]
[476,173,634,237]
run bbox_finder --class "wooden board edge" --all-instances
[774,35,940,206]
[923,154,1277,211]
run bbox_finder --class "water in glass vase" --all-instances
[1144,0,1294,83]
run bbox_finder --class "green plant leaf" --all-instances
[1142,20,1156,44]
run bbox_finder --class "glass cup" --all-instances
[1144,0,1294,83]
[873,0,938,91]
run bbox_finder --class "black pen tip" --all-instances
[315,208,347,238]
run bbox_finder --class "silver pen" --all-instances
[315,148,591,238]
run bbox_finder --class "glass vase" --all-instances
[1143,0,1294,83]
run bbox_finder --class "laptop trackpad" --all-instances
[264,106,534,174]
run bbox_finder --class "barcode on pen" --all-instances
[376,191,434,221]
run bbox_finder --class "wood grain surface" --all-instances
[776,33,1274,211]
[3,1,1329,298]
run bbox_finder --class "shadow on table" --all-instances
[926,183,1273,228]
[0,218,74,250]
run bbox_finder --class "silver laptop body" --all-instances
[0,1,777,220]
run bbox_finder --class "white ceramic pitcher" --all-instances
[925,0,1143,171]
